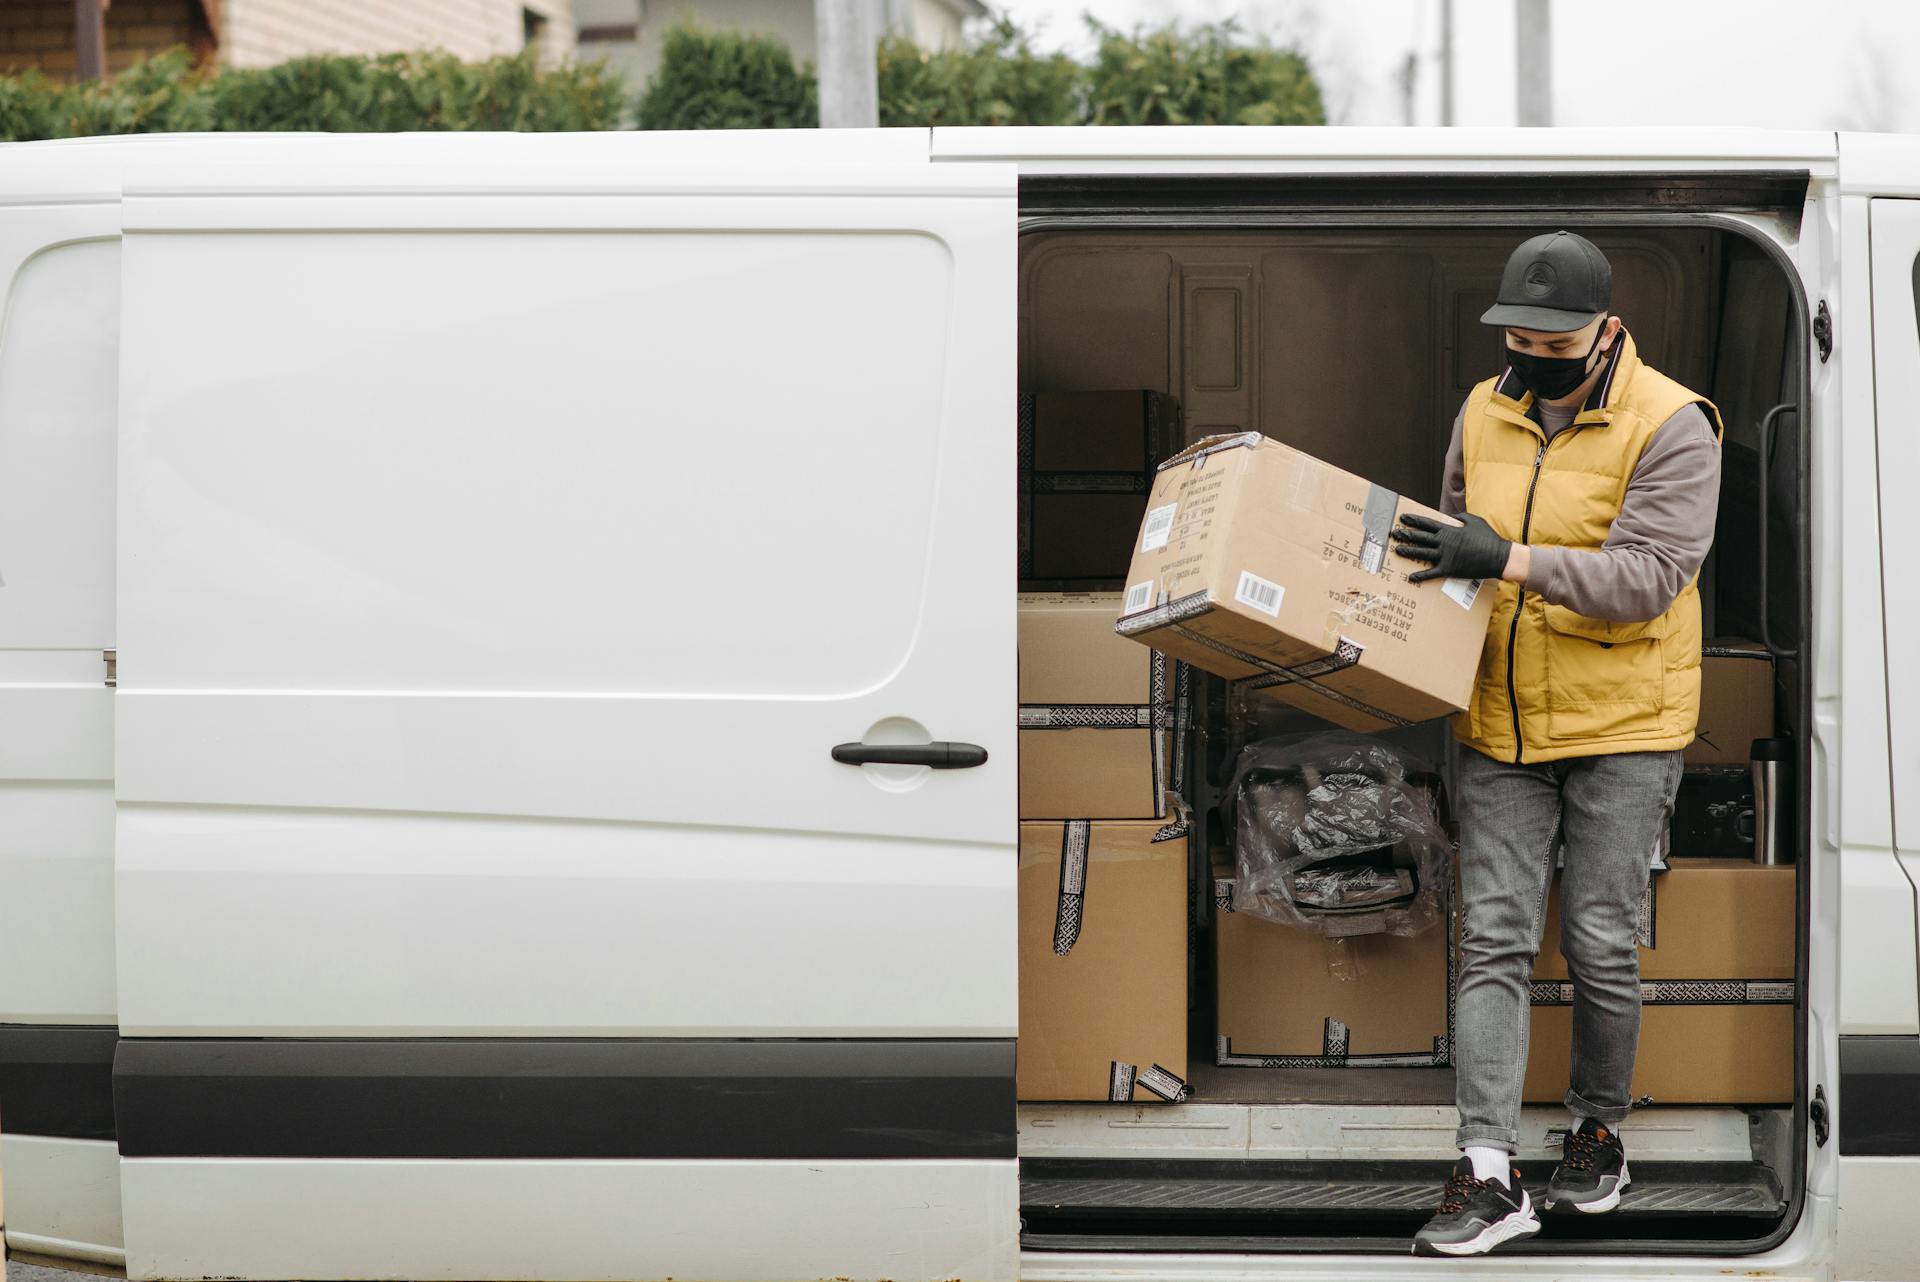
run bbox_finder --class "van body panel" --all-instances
[106,138,1021,1279]
[1825,188,1918,1037]
[932,124,1840,174]
[0,1134,125,1266]
[120,1158,1018,1282]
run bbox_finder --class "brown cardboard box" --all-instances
[1019,821,1189,1101]
[1687,640,1776,765]
[1019,592,1176,820]
[1116,433,1495,733]
[1213,868,1451,1066]
[1020,391,1180,583]
[1518,860,1795,1104]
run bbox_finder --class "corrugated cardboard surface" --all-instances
[1214,871,1450,1066]
[1518,859,1794,1104]
[1018,592,1169,820]
[1687,641,1775,765]
[1019,821,1188,1101]
[1117,434,1493,732]
[1533,860,1793,981]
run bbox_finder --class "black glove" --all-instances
[1389,511,1511,584]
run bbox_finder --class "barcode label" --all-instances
[1442,576,1483,609]
[1124,580,1155,614]
[1140,502,1179,552]
[1235,570,1284,617]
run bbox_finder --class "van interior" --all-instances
[1011,212,1807,1256]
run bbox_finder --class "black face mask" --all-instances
[1505,321,1609,401]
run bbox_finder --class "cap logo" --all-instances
[1523,262,1557,296]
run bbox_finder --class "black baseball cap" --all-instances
[1480,230,1612,332]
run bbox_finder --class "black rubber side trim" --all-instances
[1838,1034,1920,1155]
[0,1023,119,1141]
[115,1037,1016,1160]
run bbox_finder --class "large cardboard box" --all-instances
[1019,821,1189,1102]
[1019,592,1180,820]
[1213,868,1452,1067]
[1116,433,1495,733]
[1687,640,1776,765]
[1020,391,1181,584]
[1519,860,1794,1104]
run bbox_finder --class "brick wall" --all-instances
[0,1,576,81]
[0,0,208,79]
[220,0,576,69]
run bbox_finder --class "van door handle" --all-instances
[831,741,989,769]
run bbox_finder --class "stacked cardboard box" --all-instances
[1686,640,1776,765]
[1213,865,1452,1067]
[1518,860,1794,1104]
[1018,592,1182,821]
[1019,821,1189,1102]
[1116,433,1494,733]
[1020,390,1180,586]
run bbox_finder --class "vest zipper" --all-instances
[1503,424,1590,763]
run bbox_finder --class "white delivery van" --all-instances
[0,124,1915,1282]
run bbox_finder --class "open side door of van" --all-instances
[110,133,1020,1282]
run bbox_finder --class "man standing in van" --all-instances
[1390,231,1723,1257]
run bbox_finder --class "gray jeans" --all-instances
[1451,743,1683,1153]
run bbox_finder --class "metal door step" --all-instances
[1021,1157,1786,1250]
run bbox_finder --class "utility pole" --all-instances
[1515,0,1553,126]
[815,0,879,129]
[74,0,107,82]
[1397,51,1419,128]
[1439,0,1454,125]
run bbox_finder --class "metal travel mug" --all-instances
[1750,738,1792,866]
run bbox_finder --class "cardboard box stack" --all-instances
[1018,821,1190,1102]
[1020,391,1181,586]
[1517,860,1794,1104]
[1116,433,1494,732]
[1213,863,1452,1067]
[1019,592,1181,821]
[1014,390,1189,1104]
[1687,640,1776,765]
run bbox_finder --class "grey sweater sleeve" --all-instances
[1522,403,1721,622]
[1439,401,1467,518]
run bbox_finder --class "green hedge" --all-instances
[0,47,626,140]
[0,16,1324,140]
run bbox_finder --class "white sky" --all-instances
[987,0,1919,132]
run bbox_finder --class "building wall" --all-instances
[219,0,576,69]
[0,0,209,80]
[577,0,973,91]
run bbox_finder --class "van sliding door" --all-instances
[111,135,1018,1282]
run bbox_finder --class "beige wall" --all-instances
[220,0,576,68]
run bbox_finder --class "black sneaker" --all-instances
[1411,1156,1541,1257]
[1545,1117,1631,1213]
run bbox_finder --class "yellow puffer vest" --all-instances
[1457,329,1724,764]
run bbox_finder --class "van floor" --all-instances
[1018,1156,1788,1253]
[1186,1061,1453,1105]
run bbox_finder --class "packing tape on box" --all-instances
[1215,1033,1453,1070]
[1052,820,1091,957]
[1156,430,1262,473]
[1107,1061,1192,1103]
[1528,979,1796,1006]
[1360,483,1399,575]
[1117,591,1412,729]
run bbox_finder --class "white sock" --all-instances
[1464,1145,1511,1187]
[1570,1111,1595,1132]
